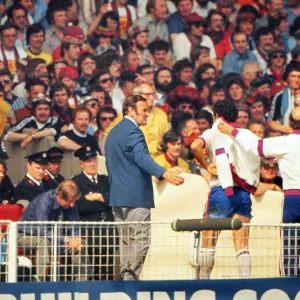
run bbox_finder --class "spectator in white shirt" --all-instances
[172,13,216,62]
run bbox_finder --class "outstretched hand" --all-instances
[163,168,184,186]
[218,122,234,135]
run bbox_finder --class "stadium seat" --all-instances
[0,204,23,231]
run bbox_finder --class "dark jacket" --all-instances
[71,172,113,221]
[13,175,45,203]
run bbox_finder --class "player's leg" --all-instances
[232,213,251,278]
[281,195,300,277]
[231,187,252,278]
[199,230,220,279]
[199,186,234,279]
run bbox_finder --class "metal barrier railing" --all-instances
[0,221,299,282]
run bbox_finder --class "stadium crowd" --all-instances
[0,0,299,281]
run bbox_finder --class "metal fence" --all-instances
[1,221,300,282]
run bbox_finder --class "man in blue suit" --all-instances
[105,94,184,280]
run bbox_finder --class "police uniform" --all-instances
[42,147,65,191]
[71,145,116,280]
[12,151,48,203]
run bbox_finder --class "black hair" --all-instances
[195,63,216,80]
[160,130,184,153]
[60,43,72,58]
[291,46,300,60]
[174,0,193,6]
[172,58,193,78]
[46,4,67,25]
[254,27,275,44]
[136,64,153,75]
[99,11,120,31]
[148,40,169,55]
[78,52,96,74]
[49,82,71,99]
[7,3,27,21]
[26,23,45,45]
[88,69,110,87]
[195,109,213,127]
[0,69,13,80]
[190,45,210,67]
[213,99,238,122]
[96,106,117,129]
[171,111,193,133]
[87,84,105,94]
[25,77,47,92]
[207,9,227,26]
[208,83,225,105]
[0,83,5,94]
[225,77,245,99]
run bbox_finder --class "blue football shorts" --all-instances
[204,186,252,219]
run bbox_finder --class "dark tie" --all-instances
[91,177,96,184]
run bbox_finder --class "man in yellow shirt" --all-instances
[25,24,52,65]
[154,130,190,172]
[102,83,168,158]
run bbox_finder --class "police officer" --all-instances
[71,145,116,280]
[43,146,65,190]
[13,151,48,204]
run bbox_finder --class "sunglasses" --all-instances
[88,103,99,108]
[262,164,278,170]
[100,77,113,84]
[271,54,285,59]
[180,104,194,109]
[0,79,10,84]
[100,117,114,121]
[193,23,203,28]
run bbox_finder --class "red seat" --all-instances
[0,204,23,231]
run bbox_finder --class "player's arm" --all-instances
[255,182,283,195]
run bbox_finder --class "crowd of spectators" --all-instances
[0,0,299,281]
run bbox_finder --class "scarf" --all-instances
[270,68,284,81]
[164,153,178,168]
[281,86,293,126]
[206,29,224,45]
[0,44,20,73]
[256,47,268,64]
[53,105,72,125]
[111,1,133,31]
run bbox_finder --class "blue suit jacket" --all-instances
[105,118,166,208]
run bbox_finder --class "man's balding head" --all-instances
[292,107,300,121]
[289,107,300,130]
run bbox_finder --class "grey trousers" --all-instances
[17,233,91,281]
[113,207,150,280]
